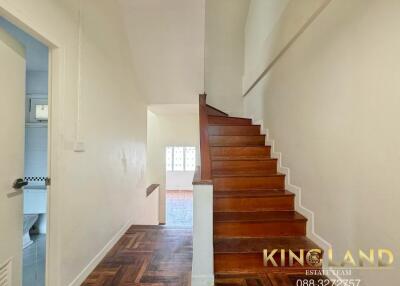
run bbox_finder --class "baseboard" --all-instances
[192,274,215,286]
[68,219,133,286]
[249,118,346,282]
[254,119,332,252]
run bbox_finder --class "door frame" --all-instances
[0,6,63,286]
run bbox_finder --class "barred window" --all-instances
[166,146,196,171]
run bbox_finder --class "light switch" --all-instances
[73,141,85,152]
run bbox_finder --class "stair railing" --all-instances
[199,93,212,180]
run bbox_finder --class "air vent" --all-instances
[0,259,12,286]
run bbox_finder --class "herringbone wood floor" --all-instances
[82,225,192,286]
[82,225,331,286]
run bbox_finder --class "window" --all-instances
[35,104,48,121]
[166,146,196,171]
[185,147,196,171]
[27,97,48,123]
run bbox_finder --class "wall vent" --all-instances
[0,259,12,286]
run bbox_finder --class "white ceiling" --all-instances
[119,0,205,105]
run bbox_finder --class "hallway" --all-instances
[1,1,399,285]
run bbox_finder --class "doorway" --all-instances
[0,17,49,286]
[165,146,195,226]
[146,105,199,226]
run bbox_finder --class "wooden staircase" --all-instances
[199,95,322,276]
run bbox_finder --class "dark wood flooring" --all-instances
[82,225,331,286]
[81,225,192,286]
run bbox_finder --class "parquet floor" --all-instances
[81,225,192,286]
[82,225,331,286]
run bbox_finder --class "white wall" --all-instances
[119,0,205,105]
[243,0,400,284]
[204,0,249,116]
[166,171,194,190]
[0,1,154,285]
[191,183,214,286]
[147,106,199,223]
[243,0,289,89]
[243,0,330,120]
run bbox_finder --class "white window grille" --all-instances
[166,146,196,171]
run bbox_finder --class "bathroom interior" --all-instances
[0,17,49,286]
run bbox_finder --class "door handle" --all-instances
[13,178,28,189]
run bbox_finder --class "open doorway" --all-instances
[146,104,199,226]
[0,17,49,286]
[165,146,195,226]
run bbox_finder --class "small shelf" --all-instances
[146,184,160,197]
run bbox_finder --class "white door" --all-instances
[0,28,26,286]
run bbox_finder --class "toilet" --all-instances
[23,214,38,248]
[23,188,47,248]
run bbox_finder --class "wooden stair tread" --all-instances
[214,174,286,191]
[212,158,275,162]
[210,135,265,137]
[208,125,261,136]
[212,156,272,161]
[213,173,285,178]
[209,124,261,127]
[214,211,307,223]
[208,123,254,126]
[214,173,279,177]
[208,115,252,121]
[211,148,271,159]
[209,135,266,147]
[214,236,320,254]
[214,190,293,198]
[212,159,278,176]
[215,273,332,286]
[208,115,253,126]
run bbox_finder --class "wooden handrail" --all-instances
[199,94,212,180]
[242,0,332,97]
